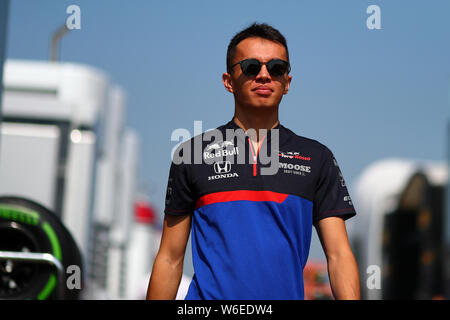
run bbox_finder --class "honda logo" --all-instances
[214,161,231,174]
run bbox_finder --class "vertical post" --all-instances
[0,0,10,126]
[49,24,69,62]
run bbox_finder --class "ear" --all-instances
[222,72,234,94]
[283,74,293,95]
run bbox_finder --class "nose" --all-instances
[256,63,271,81]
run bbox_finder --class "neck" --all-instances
[233,105,279,142]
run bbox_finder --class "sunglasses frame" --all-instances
[228,58,291,77]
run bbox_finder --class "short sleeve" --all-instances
[164,159,195,216]
[313,147,356,223]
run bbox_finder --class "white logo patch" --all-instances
[208,161,239,181]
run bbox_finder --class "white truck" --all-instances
[0,59,157,299]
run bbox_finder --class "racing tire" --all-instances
[0,196,83,300]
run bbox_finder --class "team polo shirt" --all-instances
[164,118,356,300]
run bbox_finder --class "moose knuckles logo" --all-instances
[208,161,239,181]
[276,150,311,176]
[278,162,311,176]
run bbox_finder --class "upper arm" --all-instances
[157,213,192,264]
[160,142,196,262]
[315,216,353,260]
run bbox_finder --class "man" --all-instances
[147,23,360,300]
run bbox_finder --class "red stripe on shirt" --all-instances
[195,190,288,209]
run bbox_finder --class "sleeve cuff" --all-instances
[164,208,193,215]
[314,208,356,222]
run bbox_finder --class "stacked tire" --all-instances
[0,197,83,300]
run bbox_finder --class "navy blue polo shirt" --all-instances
[164,118,356,300]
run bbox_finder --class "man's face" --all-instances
[223,37,292,110]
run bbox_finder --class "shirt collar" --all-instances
[223,117,286,145]
[225,118,281,131]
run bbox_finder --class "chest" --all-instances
[191,142,320,201]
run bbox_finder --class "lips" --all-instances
[253,86,273,96]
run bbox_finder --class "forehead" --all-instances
[233,37,287,62]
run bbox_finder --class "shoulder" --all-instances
[281,125,333,161]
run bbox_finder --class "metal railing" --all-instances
[0,251,65,299]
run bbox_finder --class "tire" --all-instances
[0,196,83,300]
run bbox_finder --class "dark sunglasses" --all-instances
[228,58,291,77]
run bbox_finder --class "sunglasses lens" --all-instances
[241,59,261,76]
[268,60,289,77]
[238,59,289,77]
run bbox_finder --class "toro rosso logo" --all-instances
[277,150,311,161]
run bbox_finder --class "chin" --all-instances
[252,97,280,108]
[238,94,281,110]
[248,103,278,110]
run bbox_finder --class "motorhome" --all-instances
[0,59,154,299]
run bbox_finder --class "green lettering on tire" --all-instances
[0,205,39,226]
[42,222,62,261]
[37,222,63,299]
[37,275,57,300]
[0,204,63,299]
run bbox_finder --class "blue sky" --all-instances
[4,1,450,263]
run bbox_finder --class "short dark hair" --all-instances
[226,22,290,73]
